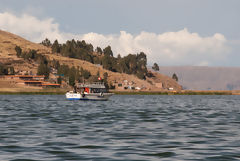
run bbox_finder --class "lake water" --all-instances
[0,95,240,161]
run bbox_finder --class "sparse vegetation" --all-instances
[152,63,159,71]
[46,38,148,80]
[15,46,22,57]
[41,38,52,47]
[112,90,233,95]
[0,64,15,75]
[172,73,178,82]
[13,38,179,89]
[37,63,50,79]
[0,30,183,92]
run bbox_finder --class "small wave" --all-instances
[142,151,176,158]
[75,145,104,149]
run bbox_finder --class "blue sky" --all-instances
[0,0,239,66]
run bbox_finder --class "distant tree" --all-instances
[136,52,147,73]
[116,58,128,73]
[88,75,99,82]
[42,38,150,80]
[52,40,60,53]
[103,72,109,89]
[82,69,91,79]
[15,46,22,57]
[87,43,94,53]
[57,64,70,77]
[152,63,159,71]
[96,47,103,54]
[136,71,146,80]
[69,67,76,87]
[0,65,3,75]
[96,71,100,77]
[0,64,7,75]
[146,71,154,77]
[103,72,108,80]
[37,63,50,79]
[51,59,60,69]
[93,56,101,64]
[75,68,81,82]
[57,76,62,84]
[20,52,26,59]
[117,54,121,59]
[172,73,178,82]
[103,46,113,57]
[41,38,52,47]
[8,67,15,75]
[102,55,116,71]
[26,50,37,60]
[36,55,48,65]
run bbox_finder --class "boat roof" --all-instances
[76,82,106,89]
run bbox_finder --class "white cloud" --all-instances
[0,12,231,66]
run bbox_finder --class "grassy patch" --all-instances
[0,88,67,95]
[112,90,233,95]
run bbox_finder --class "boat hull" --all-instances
[66,92,113,101]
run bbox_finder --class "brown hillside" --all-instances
[0,30,51,73]
[0,29,182,91]
[0,30,50,55]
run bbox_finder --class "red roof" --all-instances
[23,81,44,83]
[5,75,45,78]
[42,84,60,86]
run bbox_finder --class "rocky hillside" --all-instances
[0,29,182,91]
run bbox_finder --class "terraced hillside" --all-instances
[0,29,182,91]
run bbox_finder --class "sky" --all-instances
[0,0,239,66]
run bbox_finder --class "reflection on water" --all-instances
[0,95,240,160]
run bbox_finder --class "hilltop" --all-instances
[0,30,50,73]
[0,29,182,92]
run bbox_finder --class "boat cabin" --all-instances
[76,82,107,94]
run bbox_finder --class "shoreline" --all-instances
[112,90,234,95]
[0,89,238,95]
[0,91,65,95]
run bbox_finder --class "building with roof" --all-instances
[3,75,60,88]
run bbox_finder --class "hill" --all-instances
[158,66,240,90]
[0,30,51,74]
[0,29,182,92]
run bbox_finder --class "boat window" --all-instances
[91,88,107,93]
[100,88,107,93]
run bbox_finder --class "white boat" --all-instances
[66,82,113,101]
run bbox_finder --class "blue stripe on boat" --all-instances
[67,98,80,100]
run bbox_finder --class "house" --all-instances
[135,87,141,90]
[5,75,45,81]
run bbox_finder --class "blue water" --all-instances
[0,95,240,161]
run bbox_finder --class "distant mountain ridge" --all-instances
[158,66,240,90]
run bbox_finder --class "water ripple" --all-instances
[0,95,240,160]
